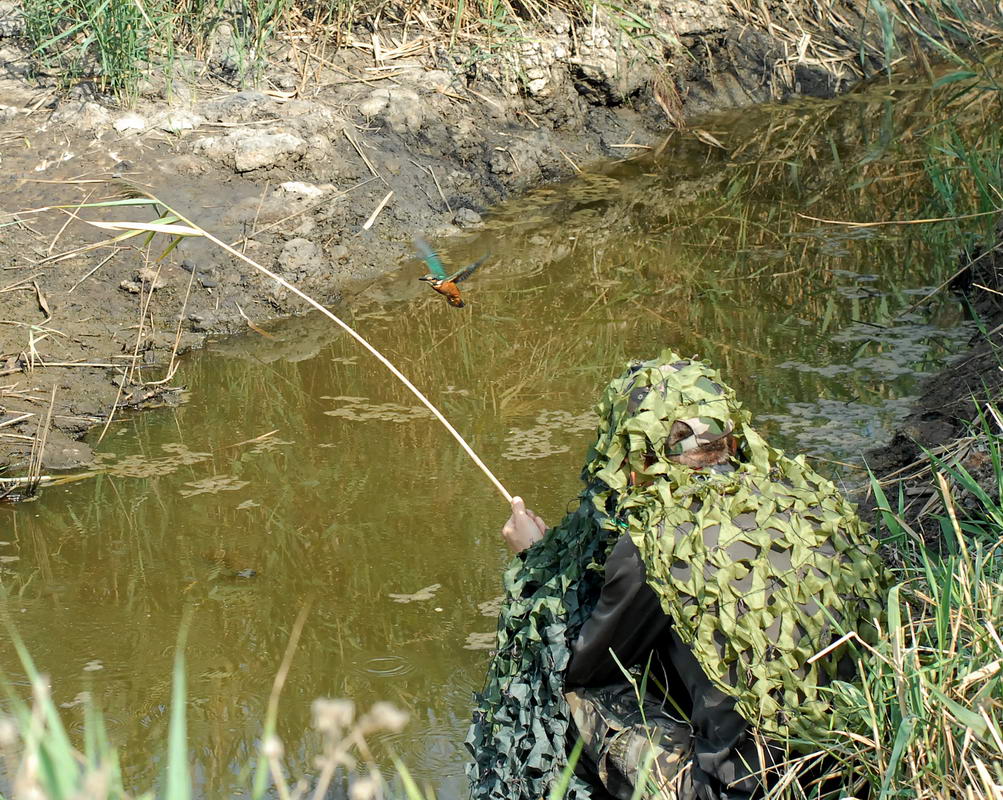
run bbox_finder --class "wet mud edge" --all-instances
[864,218,1003,535]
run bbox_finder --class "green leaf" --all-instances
[158,235,185,261]
[392,754,427,800]
[165,614,191,800]
[930,688,989,739]
[932,70,977,87]
[549,738,584,800]
[4,624,77,796]
[628,748,656,800]
[878,715,918,800]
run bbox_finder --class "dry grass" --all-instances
[20,0,1003,101]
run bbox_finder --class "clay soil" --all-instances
[0,0,999,486]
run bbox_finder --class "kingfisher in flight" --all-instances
[414,236,487,308]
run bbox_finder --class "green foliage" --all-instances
[547,738,584,800]
[870,0,1003,69]
[0,612,410,799]
[923,122,1003,242]
[870,0,899,75]
[821,452,1003,799]
[21,0,150,93]
[0,615,167,799]
[18,0,290,96]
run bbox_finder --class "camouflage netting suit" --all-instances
[467,352,887,800]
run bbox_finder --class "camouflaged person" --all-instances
[475,352,886,800]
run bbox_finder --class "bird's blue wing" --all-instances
[449,255,488,284]
[413,236,447,280]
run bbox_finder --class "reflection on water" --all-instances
[2,76,998,796]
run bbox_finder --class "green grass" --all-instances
[19,0,294,95]
[0,609,416,800]
[816,414,1003,799]
[873,0,1003,70]
[22,0,151,94]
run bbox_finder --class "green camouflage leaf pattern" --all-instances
[589,353,887,739]
[466,500,615,800]
[468,352,887,800]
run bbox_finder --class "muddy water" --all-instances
[0,80,991,795]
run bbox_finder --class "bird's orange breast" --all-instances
[437,281,465,307]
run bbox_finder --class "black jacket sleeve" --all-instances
[565,534,673,688]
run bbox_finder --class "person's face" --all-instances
[628,421,735,485]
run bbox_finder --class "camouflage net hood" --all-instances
[588,352,887,739]
[468,352,887,800]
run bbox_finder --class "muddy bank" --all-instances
[0,1,1000,478]
[866,218,1003,534]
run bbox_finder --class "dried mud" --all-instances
[0,1,997,478]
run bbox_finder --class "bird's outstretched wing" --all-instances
[413,236,447,280]
[449,255,488,285]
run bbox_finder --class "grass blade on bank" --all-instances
[391,755,433,800]
[548,738,584,800]
[0,613,128,798]
[840,469,1003,799]
[3,628,77,799]
[68,184,514,505]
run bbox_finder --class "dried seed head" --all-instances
[17,751,39,790]
[262,735,284,760]
[349,775,381,800]
[83,768,110,797]
[367,702,409,733]
[31,676,51,706]
[312,698,355,734]
[0,716,18,748]
[17,786,45,800]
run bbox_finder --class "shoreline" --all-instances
[863,217,1003,535]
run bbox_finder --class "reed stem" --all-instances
[129,188,514,505]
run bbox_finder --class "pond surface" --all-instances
[1,75,996,796]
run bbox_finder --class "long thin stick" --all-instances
[103,188,513,504]
[797,207,1002,227]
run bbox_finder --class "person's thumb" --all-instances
[511,496,525,515]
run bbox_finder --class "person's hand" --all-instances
[501,496,548,554]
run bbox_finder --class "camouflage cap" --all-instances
[583,353,751,496]
[624,360,735,455]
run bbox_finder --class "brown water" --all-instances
[1,77,994,796]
